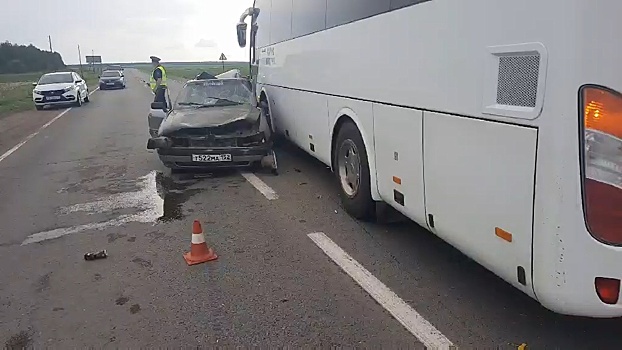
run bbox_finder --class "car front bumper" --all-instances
[33,92,79,105]
[100,80,124,89]
[152,143,274,169]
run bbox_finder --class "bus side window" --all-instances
[292,0,327,38]
[326,0,390,28]
[390,0,430,10]
[254,0,271,48]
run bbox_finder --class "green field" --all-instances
[137,62,250,81]
[0,69,99,116]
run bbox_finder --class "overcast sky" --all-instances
[0,0,251,64]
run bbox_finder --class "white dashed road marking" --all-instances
[241,172,279,200]
[0,88,99,164]
[307,232,455,349]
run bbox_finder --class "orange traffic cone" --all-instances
[183,220,218,265]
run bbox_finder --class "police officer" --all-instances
[149,55,168,106]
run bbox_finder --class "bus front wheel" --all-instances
[334,122,375,221]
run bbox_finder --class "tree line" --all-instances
[0,41,66,74]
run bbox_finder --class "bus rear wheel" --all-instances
[334,121,375,221]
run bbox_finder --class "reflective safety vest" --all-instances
[149,65,167,90]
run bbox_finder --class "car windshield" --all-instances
[101,71,121,77]
[38,73,73,85]
[175,79,254,108]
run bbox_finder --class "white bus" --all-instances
[236,1,622,318]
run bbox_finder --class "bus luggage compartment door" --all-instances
[422,112,537,296]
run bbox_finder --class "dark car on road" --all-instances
[147,77,277,173]
[98,70,126,90]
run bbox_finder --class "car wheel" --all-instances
[74,92,82,107]
[334,121,376,221]
[35,105,43,111]
[84,91,90,103]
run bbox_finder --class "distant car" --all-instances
[32,71,90,110]
[147,77,277,173]
[99,70,126,90]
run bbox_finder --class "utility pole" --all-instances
[77,44,84,77]
[48,35,53,52]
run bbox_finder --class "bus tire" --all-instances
[334,121,375,221]
[260,98,283,146]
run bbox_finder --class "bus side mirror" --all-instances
[237,22,247,48]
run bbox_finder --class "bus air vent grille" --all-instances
[496,54,540,108]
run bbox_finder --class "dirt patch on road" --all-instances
[4,330,32,349]
[0,108,65,156]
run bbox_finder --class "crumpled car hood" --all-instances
[158,104,259,136]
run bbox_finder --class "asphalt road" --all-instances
[2,69,622,348]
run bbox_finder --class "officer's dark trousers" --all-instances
[153,86,167,108]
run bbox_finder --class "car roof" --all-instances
[187,77,249,83]
[44,71,73,75]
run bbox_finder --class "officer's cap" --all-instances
[150,56,161,63]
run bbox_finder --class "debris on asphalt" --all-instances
[294,168,301,173]
[84,250,108,261]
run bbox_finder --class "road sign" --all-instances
[219,53,227,73]
[85,55,102,64]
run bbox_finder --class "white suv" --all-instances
[32,71,90,110]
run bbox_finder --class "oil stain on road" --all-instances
[155,171,202,222]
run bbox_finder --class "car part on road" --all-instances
[260,149,279,175]
[183,220,218,265]
[84,250,108,261]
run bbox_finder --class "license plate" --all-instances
[191,154,232,162]
[107,83,114,85]
[47,96,61,100]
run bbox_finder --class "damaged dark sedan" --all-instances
[147,77,277,173]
